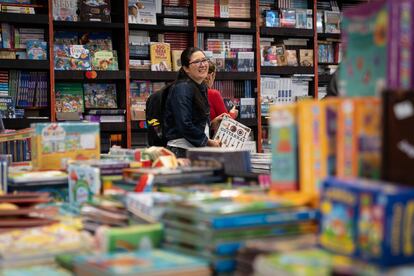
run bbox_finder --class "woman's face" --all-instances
[184,51,208,84]
[205,71,216,88]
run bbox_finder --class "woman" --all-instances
[163,47,221,158]
[205,60,238,122]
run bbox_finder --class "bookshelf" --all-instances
[1,0,363,153]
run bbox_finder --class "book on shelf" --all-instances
[0,5,35,14]
[275,44,288,66]
[324,11,341,34]
[79,0,111,22]
[286,49,298,66]
[299,49,313,67]
[55,83,84,113]
[280,9,296,28]
[52,0,79,21]
[237,52,254,72]
[240,98,256,119]
[91,50,119,70]
[150,42,172,71]
[0,96,15,119]
[83,83,117,109]
[54,45,92,71]
[171,49,183,72]
[26,40,47,60]
[295,9,307,29]
[265,10,280,27]
[213,115,251,150]
[128,0,157,25]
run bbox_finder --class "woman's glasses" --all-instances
[189,58,209,66]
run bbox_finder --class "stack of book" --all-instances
[250,153,272,174]
[162,196,318,273]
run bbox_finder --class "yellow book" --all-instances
[336,99,357,177]
[354,97,381,179]
[297,100,328,198]
[171,49,183,72]
[150,42,171,71]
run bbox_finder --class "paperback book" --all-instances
[213,115,251,149]
[55,83,84,113]
[83,83,117,109]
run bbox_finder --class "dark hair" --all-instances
[208,60,216,74]
[180,47,204,67]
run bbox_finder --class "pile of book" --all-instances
[162,195,318,273]
[250,153,271,174]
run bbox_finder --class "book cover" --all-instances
[296,9,307,29]
[150,42,171,71]
[299,49,313,67]
[261,46,277,66]
[324,11,341,34]
[297,100,328,198]
[128,0,157,25]
[213,115,251,149]
[265,10,279,27]
[26,40,47,60]
[80,0,111,22]
[339,1,387,96]
[74,250,209,276]
[212,52,225,71]
[225,51,237,72]
[171,49,182,72]
[79,32,113,54]
[237,52,254,72]
[280,9,296,28]
[0,96,15,118]
[52,0,79,21]
[270,104,298,192]
[275,44,287,66]
[55,83,84,113]
[240,98,255,119]
[83,83,117,109]
[68,163,101,206]
[285,50,298,66]
[91,50,118,70]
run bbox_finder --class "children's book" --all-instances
[68,163,101,206]
[91,50,118,70]
[83,83,117,109]
[299,49,313,66]
[213,115,251,150]
[79,0,111,22]
[26,40,47,60]
[54,45,91,71]
[79,32,113,54]
[150,42,171,71]
[52,0,79,21]
[0,96,15,118]
[55,83,84,113]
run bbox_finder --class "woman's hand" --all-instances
[211,113,226,132]
[207,138,221,147]
[229,106,238,119]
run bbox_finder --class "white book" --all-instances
[213,115,251,149]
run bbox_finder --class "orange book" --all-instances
[150,42,171,71]
[297,100,328,198]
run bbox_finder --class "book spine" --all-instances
[211,208,318,229]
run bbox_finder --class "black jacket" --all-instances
[163,74,210,147]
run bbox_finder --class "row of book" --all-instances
[317,10,341,34]
[196,19,252,29]
[260,76,311,115]
[196,0,251,19]
[261,45,314,67]
[53,0,111,22]
[0,3,35,14]
[199,33,254,52]
[55,83,117,113]
[318,41,341,64]
[12,71,48,108]
[263,9,313,29]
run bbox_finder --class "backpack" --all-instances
[145,82,175,147]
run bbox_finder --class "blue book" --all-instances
[74,250,209,276]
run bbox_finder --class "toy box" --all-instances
[31,122,100,170]
[320,177,414,266]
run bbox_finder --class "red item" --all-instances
[208,88,228,121]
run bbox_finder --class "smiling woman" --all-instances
[163,47,221,158]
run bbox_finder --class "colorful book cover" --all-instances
[297,100,328,198]
[68,163,101,206]
[336,99,357,178]
[285,50,298,66]
[299,49,313,67]
[354,97,381,179]
[55,83,84,113]
[128,0,157,25]
[0,96,15,118]
[79,32,113,54]
[52,0,79,21]
[79,0,111,22]
[270,104,298,192]
[213,115,251,150]
[339,1,387,96]
[74,250,209,275]
[322,98,340,176]
[83,83,117,109]
[26,40,47,60]
[150,42,171,71]
[265,10,279,27]
[30,122,100,170]
[261,46,277,66]
[54,45,91,71]
[91,50,118,70]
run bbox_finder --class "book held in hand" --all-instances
[213,115,251,149]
